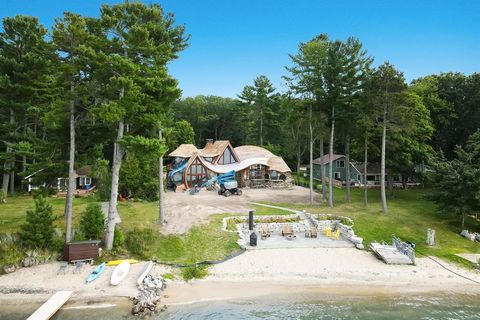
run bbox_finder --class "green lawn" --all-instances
[1,188,479,268]
[264,187,480,268]
[0,195,96,233]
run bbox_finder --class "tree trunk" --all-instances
[65,83,76,243]
[320,138,326,201]
[328,106,335,207]
[2,108,15,199]
[345,135,351,204]
[105,119,125,250]
[309,105,314,205]
[260,106,263,146]
[9,171,14,193]
[380,105,388,213]
[363,133,368,207]
[296,145,301,173]
[158,129,165,225]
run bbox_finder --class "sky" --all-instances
[1,0,479,98]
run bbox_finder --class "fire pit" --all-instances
[286,234,296,241]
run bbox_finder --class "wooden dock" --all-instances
[27,291,73,320]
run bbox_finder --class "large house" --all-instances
[311,154,413,186]
[168,140,291,189]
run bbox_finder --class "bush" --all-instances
[0,234,23,270]
[79,203,105,240]
[20,196,56,249]
[181,265,208,281]
[113,226,124,249]
[125,228,156,259]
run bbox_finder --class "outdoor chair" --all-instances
[261,225,271,239]
[310,226,318,238]
[73,261,85,274]
[332,229,341,240]
[282,224,294,236]
[57,261,68,275]
[324,226,332,237]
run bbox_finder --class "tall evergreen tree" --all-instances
[95,2,188,249]
[238,75,278,146]
[371,63,408,213]
[0,16,54,199]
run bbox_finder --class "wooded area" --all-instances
[1,2,479,248]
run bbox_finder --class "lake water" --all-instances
[2,293,480,319]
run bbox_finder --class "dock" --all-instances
[27,291,73,320]
[370,236,415,265]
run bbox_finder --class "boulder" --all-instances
[22,257,38,267]
[355,243,365,250]
[3,264,15,273]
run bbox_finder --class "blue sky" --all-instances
[2,0,479,97]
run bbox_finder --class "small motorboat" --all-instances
[107,259,138,266]
[110,260,130,286]
[86,262,106,283]
[137,261,154,285]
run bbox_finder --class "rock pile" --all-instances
[132,275,167,316]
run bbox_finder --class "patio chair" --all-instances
[282,224,294,236]
[73,261,85,274]
[57,261,68,275]
[324,226,332,237]
[261,225,270,239]
[332,229,341,240]
[310,226,318,238]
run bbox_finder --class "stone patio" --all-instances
[249,231,354,249]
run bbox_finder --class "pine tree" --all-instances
[79,203,105,240]
[20,196,56,248]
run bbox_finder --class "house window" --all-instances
[203,157,216,163]
[336,160,345,168]
[334,172,341,180]
[217,146,237,165]
[186,158,208,187]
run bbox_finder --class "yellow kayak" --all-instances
[107,259,138,266]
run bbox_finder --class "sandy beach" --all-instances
[163,247,480,305]
[1,247,479,308]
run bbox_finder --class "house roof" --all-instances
[313,154,345,165]
[76,165,92,176]
[169,144,200,157]
[200,140,230,157]
[267,156,292,173]
[234,145,274,161]
[351,162,388,175]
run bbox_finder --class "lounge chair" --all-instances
[324,226,332,237]
[282,224,294,236]
[57,261,68,275]
[332,229,340,240]
[310,226,318,238]
[73,261,85,274]
[261,225,270,239]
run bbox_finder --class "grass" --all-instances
[1,187,479,268]
[0,195,96,234]
[264,187,480,268]
[125,214,240,264]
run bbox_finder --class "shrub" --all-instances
[20,196,56,249]
[125,228,156,259]
[79,203,105,240]
[181,265,208,281]
[113,226,124,249]
[0,234,24,270]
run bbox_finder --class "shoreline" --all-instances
[1,247,480,308]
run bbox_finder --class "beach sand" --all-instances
[1,247,479,311]
[0,261,174,304]
[163,248,480,305]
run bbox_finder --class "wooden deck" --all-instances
[27,291,73,320]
